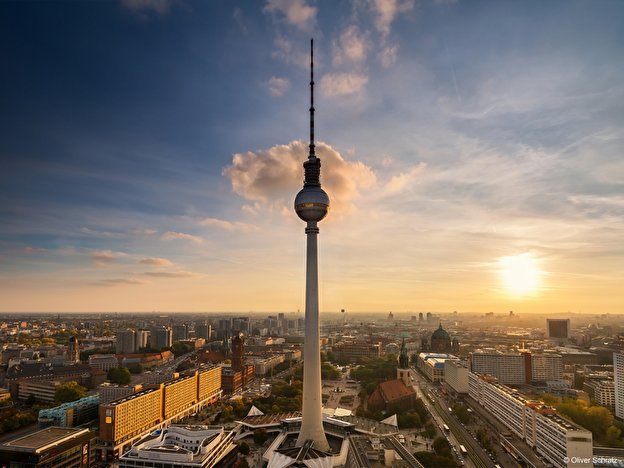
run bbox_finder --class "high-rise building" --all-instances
[531,353,563,381]
[547,318,571,340]
[171,324,188,343]
[195,321,211,340]
[293,39,330,452]
[116,329,136,354]
[470,350,527,385]
[67,336,80,363]
[135,329,149,351]
[615,352,624,419]
[150,326,172,350]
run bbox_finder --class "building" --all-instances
[247,354,285,376]
[67,336,80,363]
[531,353,563,382]
[470,350,528,385]
[0,427,95,467]
[99,383,143,404]
[38,394,100,427]
[195,322,212,341]
[98,366,222,460]
[118,425,237,468]
[547,318,571,340]
[417,352,458,382]
[172,324,188,343]
[117,329,137,355]
[136,329,149,350]
[430,324,452,352]
[18,379,61,403]
[367,379,417,413]
[469,373,592,468]
[444,360,469,394]
[89,353,119,371]
[584,379,615,410]
[332,341,381,364]
[614,352,624,419]
[151,326,172,350]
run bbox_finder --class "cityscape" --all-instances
[1,1,624,468]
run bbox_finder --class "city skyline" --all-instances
[1,1,623,313]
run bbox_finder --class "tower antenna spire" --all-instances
[309,38,315,159]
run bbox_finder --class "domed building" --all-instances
[430,324,452,352]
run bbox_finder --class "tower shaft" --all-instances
[296,222,329,451]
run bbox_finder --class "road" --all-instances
[409,368,497,468]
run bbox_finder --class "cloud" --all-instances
[223,140,376,214]
[139,257,174,267]
[232,8,248,34]
[383,163,427,195]
[199,217,259,233]
[90,250,126,266]
[371,0,414,37]
[271,36,310,68]
[80,227,122,238]
[120,0,173,15]
[143,270,199,278]
[263,0,316,31]
[320,73,368,97]
[131,228,157,237]
[333,25,369,66]
[266,77,291,97]
[96,278,149,286]
[160,231,203,244]
[379,43,399,68]
[22,246,47,255]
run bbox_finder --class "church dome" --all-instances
[431,324,450,341]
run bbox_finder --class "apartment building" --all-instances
[98,366,222,461]
[615,352,624,419]
[469,372,593,468]
[444,359,469,394]
[470,350,527,385]
[531,353,563,381]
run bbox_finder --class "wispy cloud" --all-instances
[370,0,414,37]
[383,163,427,195]
[22,246,47,255]
[139,257,174,267]
[263,0,316,31]
[143,270,199,278]
[378,43,399,68]
[90,250,126,266]
[199,217,259,233]
[332,25,369,66]
[96,277,149,286]
[265,76,290,97]
[131,228,158,237]
[160,231,203,244]
[320,73,368,97]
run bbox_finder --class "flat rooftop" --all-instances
[2,427,89,453]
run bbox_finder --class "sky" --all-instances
[1,0,623,314]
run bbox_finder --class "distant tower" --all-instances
[231,334,244,372]
[67,336,79,363]
[397,338,410,386]
[294,39,330,452]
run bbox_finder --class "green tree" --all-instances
[238,441,250,455]
[423,422,437,439]
[54,381,87,404]
[253,428,268,445]
[127,363,143,374]
[433,436,452,458]
[107,366,132,385]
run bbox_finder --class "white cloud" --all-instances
[160,231,204,244]
[120,0,173,15]
[97,277,149,286]
[383,163,427,194]
[90,250,126,266]
[143,270,199,278]
[379,43,399,67]
[371,0,414,37]
[266,76,291,97]
[271,36,310,68]
[263,0,316,31]
[131,228,157,237]
[199,217,259,233]
[320,73,368,97]
[223,140,376,215]
[333,25,369,66]
[139,257,174,267]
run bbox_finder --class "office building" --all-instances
[38,394,100,427]
[614,352,624,419]
[172,324,188,343]
[417,352,459,382]
[547,318,571,340]
[0,427,95,467]
[195,322,212,340]
[119,425,237,468]
[98,366,222,460]
[89,354,119,371]
[469,373,592,468]
[151,326,172,350]
[18,380,60,403]
[333,341,381,364]
[136,329,149,350]
[470,350,527,385]
[531,353,563,382]
[116,329,136,354]
[444,359,469,394]
[99,383,143,404]
[67,336,80,363]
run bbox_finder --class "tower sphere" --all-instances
[294,185,329,223]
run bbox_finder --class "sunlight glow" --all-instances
[499,253,541,296]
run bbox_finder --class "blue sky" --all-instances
[1,0,623,313]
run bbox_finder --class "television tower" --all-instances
[294,38,330,452]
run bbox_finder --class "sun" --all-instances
[498,252,541,296]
